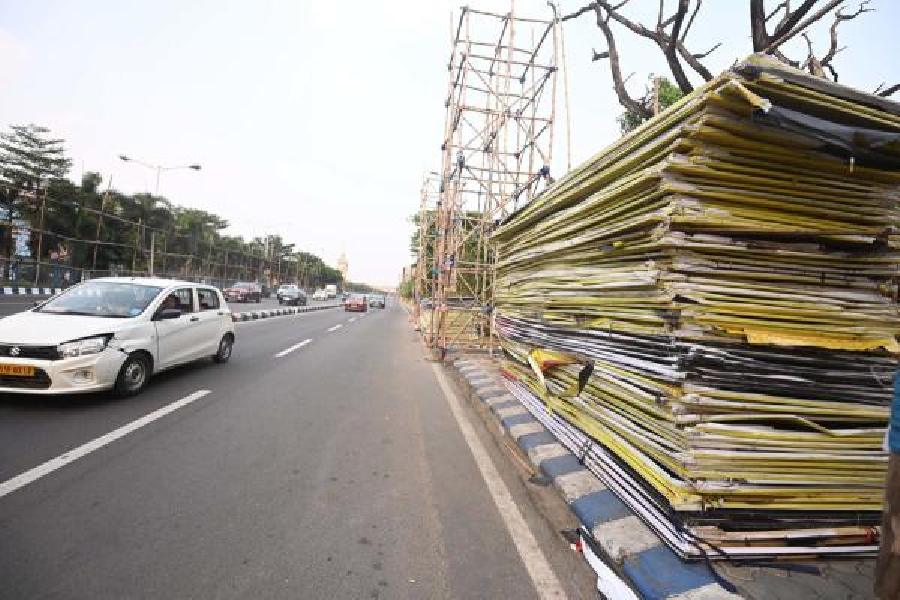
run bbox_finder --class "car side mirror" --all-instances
[154,308,182,321]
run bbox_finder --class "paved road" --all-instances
[0,305,592,599]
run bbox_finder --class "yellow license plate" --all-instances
[0,364,35,377]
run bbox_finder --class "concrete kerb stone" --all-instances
[232,302,339,323]
[446,355,744,600]
[495,405,529,420]
[0,287,63,296]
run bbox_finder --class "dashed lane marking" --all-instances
[327,324,343,332]
[274,338,313,358]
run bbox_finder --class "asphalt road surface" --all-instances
[0,304,593,599]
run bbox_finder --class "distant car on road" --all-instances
[276,283,298,302]
[368,294,385,308]
[344,294,368,312]
[0,277,235,397]
[312,289,328,301]
[224,281,261,303]
[278,287,307,306]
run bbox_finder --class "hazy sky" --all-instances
[1,1,897,286]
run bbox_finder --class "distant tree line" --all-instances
[0,123,342,289]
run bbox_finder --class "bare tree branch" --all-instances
[590,4,652,119]
[800,32,826,77]
[564,0,881,123]
[874,83,900,97]
[680,0,702,43]
[774,0,795,31]
[677,42,715,80]
[692,42,721,59]
[766,1,789,22]
[772,48,800,68]
[561,2,596,22]
[663,0,694,92]
[770,0,820,41]
[821,1,871,66]
[765,0,845,52]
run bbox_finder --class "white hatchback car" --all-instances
[0,277,235,397]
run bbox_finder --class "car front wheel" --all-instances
[114,353,151,397]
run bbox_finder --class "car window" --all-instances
[160,288,195,314]
[36,281,164,318]
[198,288,220,310]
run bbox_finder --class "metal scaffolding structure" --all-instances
[426,4,559,354]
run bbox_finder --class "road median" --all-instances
[231,302,340,322]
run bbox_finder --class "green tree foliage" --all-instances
[398,278,414,299]
[0,123,343,288]
[0,124,72,188]
[0,124,73,271]
[616,77,684,135]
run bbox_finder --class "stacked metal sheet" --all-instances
[492,54,900,558]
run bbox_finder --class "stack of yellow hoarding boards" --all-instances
[493,54,900,559]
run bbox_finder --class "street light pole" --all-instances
[118,155,201,197]
[118,154,201,277]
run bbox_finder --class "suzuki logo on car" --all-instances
[9,346,20,356]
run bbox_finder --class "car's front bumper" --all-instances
[0,349,128,395]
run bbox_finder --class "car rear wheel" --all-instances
[213,334,233,363]
[114,353,151,397]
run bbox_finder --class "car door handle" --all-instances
[190,316,199,322]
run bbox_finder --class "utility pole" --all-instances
[33,187,47,286]
[149,231,155,276]
[92,186,110,275]
[653,75,661,116]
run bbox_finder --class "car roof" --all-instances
[92,276,198,288]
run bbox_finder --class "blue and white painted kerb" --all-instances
[231,303,340,322]
[452,357,742,600]
[0,287,64,296]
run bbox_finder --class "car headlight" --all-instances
[58,335,112,358]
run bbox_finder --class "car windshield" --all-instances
[36,281,164,318]
[232,282,254,289]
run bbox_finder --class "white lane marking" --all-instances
[348,317,357,323]
[274,338,312,358]
[429,364,566,598]
[0,389,211,500]
[327,324,343,332]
